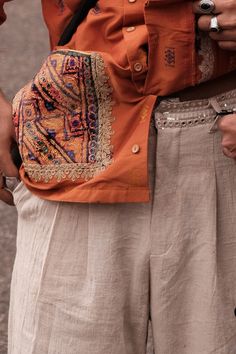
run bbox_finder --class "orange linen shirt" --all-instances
[2,0,236,203]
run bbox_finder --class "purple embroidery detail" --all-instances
[165,47,175,67]
[91,4,101,15]
[57,0,65,12]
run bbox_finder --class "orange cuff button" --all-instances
[126,26,136,32]
[132,144,140,154]
[134,63,143,72]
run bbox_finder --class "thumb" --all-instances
[0,149,19,177]
[222,146,236,159]
[0,173,15,206]
[0,188,14,206]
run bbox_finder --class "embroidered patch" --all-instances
[13,50,114,183]
[164,47,175,67]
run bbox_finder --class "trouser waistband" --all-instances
[155,88,236,130]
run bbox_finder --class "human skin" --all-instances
[1,0,236,204]
[0,91,17,205]
[193,0,236,51]
[193,0,236,159]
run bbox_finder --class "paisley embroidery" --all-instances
[198,33,215,83]
[13,50,114,183]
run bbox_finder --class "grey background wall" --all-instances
[0,1,48,352]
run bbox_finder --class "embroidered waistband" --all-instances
[155,88,236,129]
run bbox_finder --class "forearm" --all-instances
[0,88,11,112]
[0,88,14,143]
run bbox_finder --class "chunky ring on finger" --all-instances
[199,0,215,14]
[210,16,222,33]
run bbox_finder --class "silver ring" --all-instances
[210,16,222,33]
[199,0,215,14]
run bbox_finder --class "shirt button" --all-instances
[128,0,137,3]
[126,26,136,32]
[132,144,140,154]
[134,63,143,72]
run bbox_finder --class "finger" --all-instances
[198,13,236,32]
[0,174,4,189]
[210,29,236,41]
[217,40,236,50]
[0,149,19,177]
[197,14,223,32]
[198,15,214,32]
[192,0,223,15]
[0,188,14,206]
[222,146,236,159]
[217,114,236,131]
[216,13,236,31]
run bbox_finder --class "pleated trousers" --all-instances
[8,89,236,354]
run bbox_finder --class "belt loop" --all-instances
[208,97,236,133]
[208,98,221,133]
[209,98,222,114]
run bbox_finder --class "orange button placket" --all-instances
[123,0,149,84]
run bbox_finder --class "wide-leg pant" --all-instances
[8,90,236,354]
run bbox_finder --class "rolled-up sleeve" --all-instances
[42,0,88,49]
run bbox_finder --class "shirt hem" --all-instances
[24,185,151,204]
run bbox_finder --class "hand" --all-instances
[193,0,236,51]
[0,172,14,205]
[217,114,236,159]
[0,90,18,205]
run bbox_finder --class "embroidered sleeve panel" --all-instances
[12,50,114,183]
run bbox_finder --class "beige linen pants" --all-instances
[8,90,236,354]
